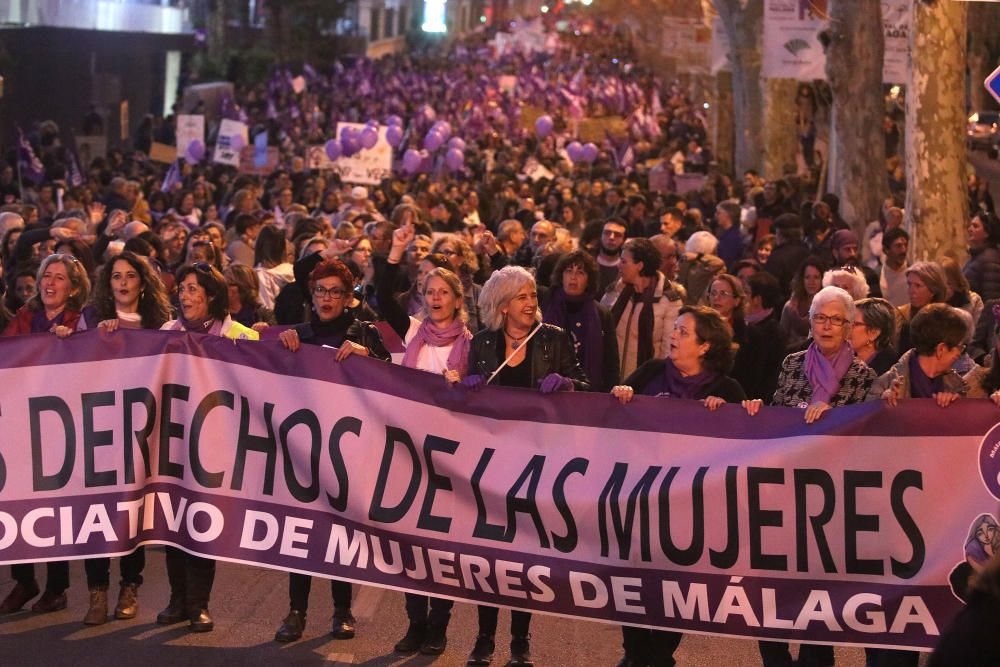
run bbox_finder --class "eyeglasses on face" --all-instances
[313,285,349,300]
[811,313,848,327]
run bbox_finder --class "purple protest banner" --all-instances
[1,329,998,651]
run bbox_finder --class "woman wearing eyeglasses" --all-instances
[745,286,877,667]
[0,253,91,616]
[273,257,388,644]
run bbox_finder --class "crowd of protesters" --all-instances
[1,11,998,667]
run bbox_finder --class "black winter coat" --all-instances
[623,359,746,402]
[469,323,590,391]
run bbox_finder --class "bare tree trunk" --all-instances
[826,0,885,233]
[207,0,228,60]
[762,78,799,181]
[714,70,735,175]
[905,0,968,262]
[714,0,763,176]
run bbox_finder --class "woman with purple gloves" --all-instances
[461,265,589,666]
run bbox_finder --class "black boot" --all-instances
[189,607,214,633]
[508,634,533,666]
[420,621,448,655]
[275,610,306,642]
[330,607,356,639]
[394,622,426,653]
[468,633,496,665]
[156,593,185,625]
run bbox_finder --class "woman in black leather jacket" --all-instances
[461,265,588,666]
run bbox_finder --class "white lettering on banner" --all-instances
[1,330,997,650]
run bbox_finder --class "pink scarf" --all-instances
[401,318,472,377]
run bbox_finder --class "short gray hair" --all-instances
[822,267,869,301]
[686,230,718,256]
[809,286,856,324]
[478,266,540,332]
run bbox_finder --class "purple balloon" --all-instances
[445,147,464,171]
[447,137,466,152]
[535,115,553,138]
[423,130,444,152]
[387,115,404,127]
[566,141,583,163]
[403,149,422,174]
[582,143,599,164]
[433,122,452,141]
[360,127,379,150]
[325,139,342,161]
[342,134,361,156]
[229,134,246,151]
[385,125,404,148]
[185,139,205,163]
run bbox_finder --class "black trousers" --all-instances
[864,648,920,667]
[12,561,69,594]
[404,592,454,628]
[288,573,351,612]
[165,546,215,611]
[759,641,833,667]
[621,626,683,667]
[477,605,531,637]
[84,548,145,588]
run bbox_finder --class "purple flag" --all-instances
[17,128,45,185]
[160,160,181,193]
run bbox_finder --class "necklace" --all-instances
[504,328,529,349]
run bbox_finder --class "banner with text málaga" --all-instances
[1,330,999,651]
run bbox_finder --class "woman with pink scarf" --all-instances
[744,286,877,666]
[375,220,473,656]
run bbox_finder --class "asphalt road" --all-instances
[0,550,880,666]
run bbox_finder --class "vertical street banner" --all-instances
[762,0,828,81]
[761,0,909,83]
[1,330,999,652]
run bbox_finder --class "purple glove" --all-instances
[461,374,485,391]
[539,373,573,394]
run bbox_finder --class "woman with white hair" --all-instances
[745,285,878,666]
[823,265,869,301]
[677,230,725,305]
[745,286,877,423]
[743,286,875,667]
[461,265,588,666]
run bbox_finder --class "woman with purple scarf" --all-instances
[744,286,877,666]
[609,305,745,667]
[375,221,473,656]
[542,250,619,392]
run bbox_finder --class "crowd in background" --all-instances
[1,12,999,667]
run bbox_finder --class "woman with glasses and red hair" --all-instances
[273,257,388,644]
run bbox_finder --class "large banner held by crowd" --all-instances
[2,331,1000,651]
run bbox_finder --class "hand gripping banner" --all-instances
[2,330,1000,651]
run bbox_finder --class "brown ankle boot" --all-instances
[114,582,139,620]
[83,587,108,625]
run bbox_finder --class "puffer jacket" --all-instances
[468,323,590,391]
[964,245,1000,303]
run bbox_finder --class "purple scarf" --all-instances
[908,352,944,398]
[544,287,604,389]
[804,341,854,405]
[642,358,718,399]
[402,318,472,377]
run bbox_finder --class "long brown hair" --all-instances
[91,251,172,328]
